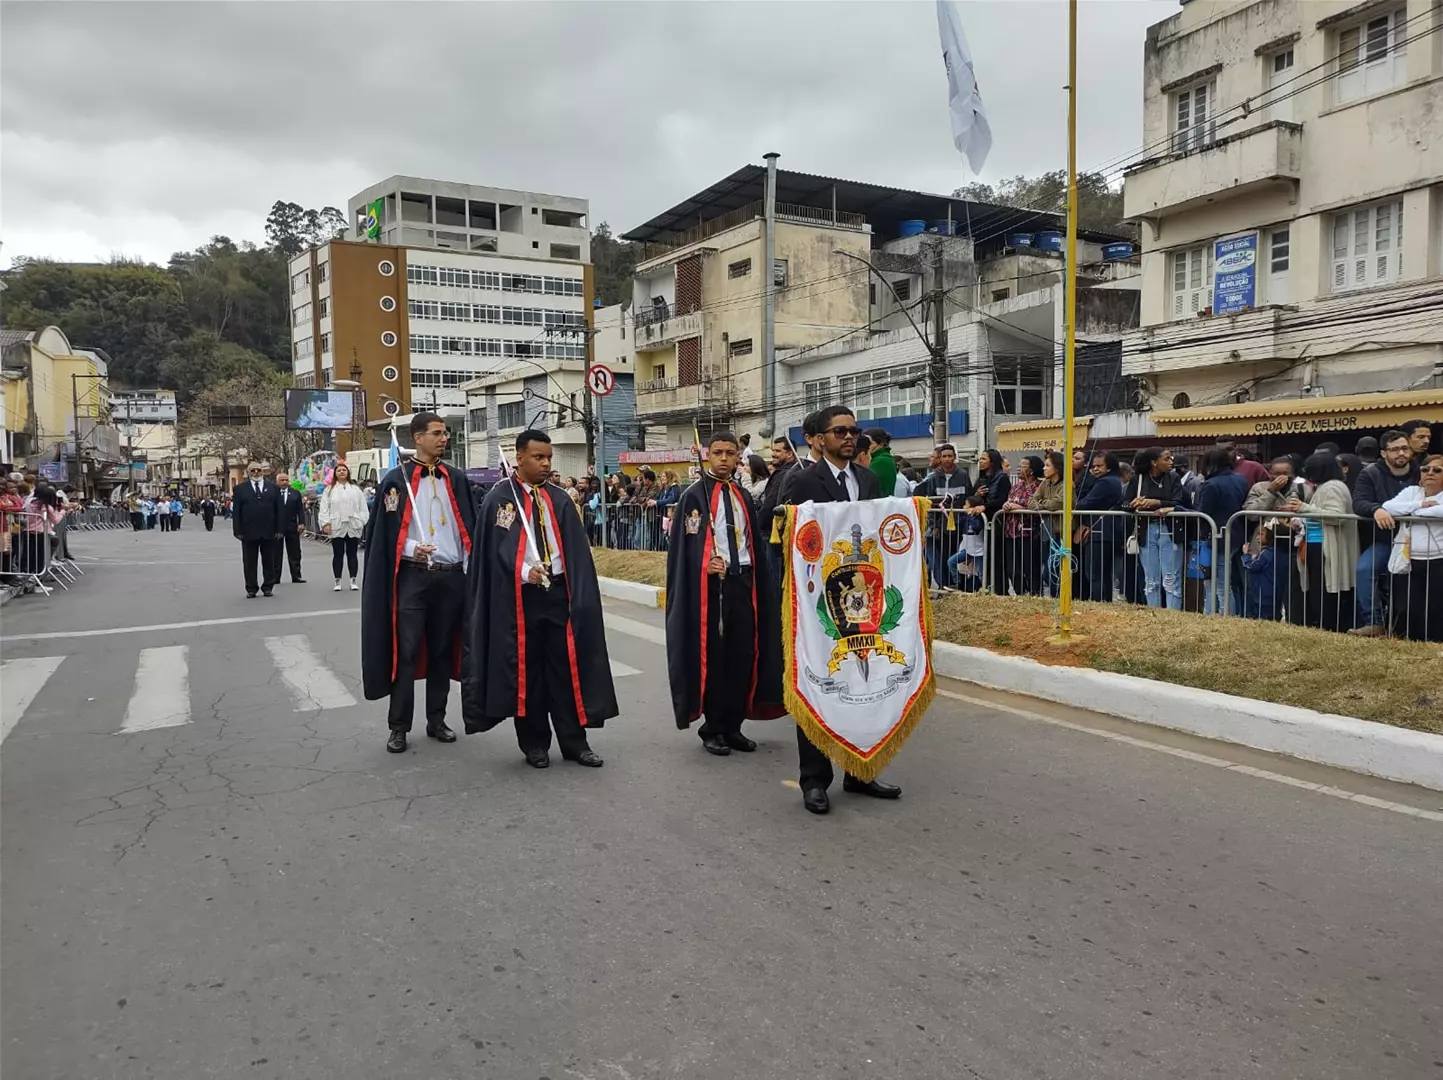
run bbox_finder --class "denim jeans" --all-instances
[947,549,985,592]
[1354,540,1390,627]
[1140,525,1182,610]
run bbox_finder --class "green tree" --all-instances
[590,223,637,307]
[954,171,1132,235]
[180,368,292,470]
[264,200,346,258]
[168,236,290,368]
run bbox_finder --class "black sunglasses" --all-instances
[827,425,862,438]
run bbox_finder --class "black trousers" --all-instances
[240,537,282,593]
[283,530,303,580]
[388,562,465,731]
[331,536,360,579]
[513,575,592,758]
[203,512,214,532]
[698,571,756,740]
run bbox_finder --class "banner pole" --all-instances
[1054,0,1080,643]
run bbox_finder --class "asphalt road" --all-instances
[3,523,1441,1080]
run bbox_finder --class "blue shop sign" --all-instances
[1213,233,1257,316]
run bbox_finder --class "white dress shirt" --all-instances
[518,481,565,576]
[824,459,859,501]
[710,478,752,568]
[403,464,464,566]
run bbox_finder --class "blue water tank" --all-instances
[930,220,955,235]
[899,219,927,238]
[594,298,604,307]
[1006,233,1033,248]
[1036,231,1063,253]
[1102,241,1135,261]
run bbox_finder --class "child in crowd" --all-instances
[947,496,989,592]
[1240,521,1278,621]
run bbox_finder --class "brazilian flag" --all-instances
[363,198,383,240]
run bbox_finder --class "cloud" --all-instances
[1,0,1170,264]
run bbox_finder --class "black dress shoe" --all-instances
[426,722,457,743]
[386,730,407,754]
[802,787,830,815]
[292,577,306,584]
[701,734,731,756]
[724,733,757,753]
[842,776,902,799]
[570,749,604,768]
[261,588,273,597]
[524,749,550,769]
[246,591,258,599]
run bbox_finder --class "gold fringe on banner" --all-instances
[780,501,937,784]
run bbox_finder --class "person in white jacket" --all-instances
[1381,452,1443,641]
[318,462,369,591]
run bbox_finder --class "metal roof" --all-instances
[0,329,37,350]
[621,164,1125,246]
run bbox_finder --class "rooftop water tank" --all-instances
[930,220,955,235]
[1102,242,1135,261]
[1035,231,1063,253]
[899,219,927,238]
[1006,233,1033,248]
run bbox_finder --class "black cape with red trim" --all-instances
[461,479,618,734]
[360,460,477,701]
[664,475,785,730]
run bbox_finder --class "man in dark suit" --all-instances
[232,460,282,597]
[780,404,902,815]
[274,471,307,584]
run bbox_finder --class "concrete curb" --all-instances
[597,576,665,609]
[596,576,1443,791]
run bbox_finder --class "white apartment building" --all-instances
[287,177,592,446]
[1120,0,1443,443]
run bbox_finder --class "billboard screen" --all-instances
[284,389,357,431]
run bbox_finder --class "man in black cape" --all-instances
[461,429,616,768]
[666,431,786,756]
[360,413,478,753]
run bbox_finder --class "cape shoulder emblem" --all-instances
[685,508,702,535]
[495,501,517,530]
[383,487,400,513]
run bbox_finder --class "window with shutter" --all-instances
[1170,245,1214,319]
[1172,82,1216,153]
[1335,7,1407,104]
[1331,200,1403,292]
[1268,228,1291,305]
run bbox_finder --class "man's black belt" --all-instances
[401,557,463,571]
[726,565,753,579]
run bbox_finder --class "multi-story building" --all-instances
[288,177,593,451]
[622,159,1138,459]
[462,300,637,477]
[1119,0,1443,454]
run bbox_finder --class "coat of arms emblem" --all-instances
[495,501,517,530]
[685,509,702,535]
[817,523,907,679]
[384,487,400,514]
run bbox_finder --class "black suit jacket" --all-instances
[781,459,881,505]
[277,487,306,533]
[232,480,281,541]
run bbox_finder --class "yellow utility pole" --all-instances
[1055,0,1081,640]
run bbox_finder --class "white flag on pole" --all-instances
[937,0,993,175]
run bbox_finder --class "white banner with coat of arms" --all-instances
[781,496,935,781]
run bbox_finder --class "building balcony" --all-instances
[633,308,703,350]
[635,378,716,419]
[1124,121,1302,222]
[1122,307,1282,376]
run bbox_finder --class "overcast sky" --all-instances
[1,0,1171,266]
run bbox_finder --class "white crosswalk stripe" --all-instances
[264,635,358,711]
[119,645,191,734]
[1,656,65,744]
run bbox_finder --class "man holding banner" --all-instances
[780,405,934,815]
[665,431,785,757]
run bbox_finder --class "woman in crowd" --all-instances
[740,453,771,501]
[318,461,368,592]
[1284,452,1358,632]
[1380,453,1443,641]
[1075,451,1126,602]
[20,484,63,576]
[970,448,1011,592]
[1031,451,1066,596]
[0,480,25,575]
[1195,448,1249,615]
[1000,455,1042,596]
[1125,447,1185,610]
[655,470,682,545]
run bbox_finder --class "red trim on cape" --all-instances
[390,467,416,684]
[438,464,473,557]
[540,487,589,727]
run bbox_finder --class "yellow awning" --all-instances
[1150,389,1443,440]
[995,417,1092,453]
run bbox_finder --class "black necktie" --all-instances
[531,489,552,568]
[835,467,851,502]
[721,482,741,574]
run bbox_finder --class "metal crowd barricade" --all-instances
[922,503,991,593]
[592,501,672,553]
[1,510,58,597]
[1222,508,1442,640]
